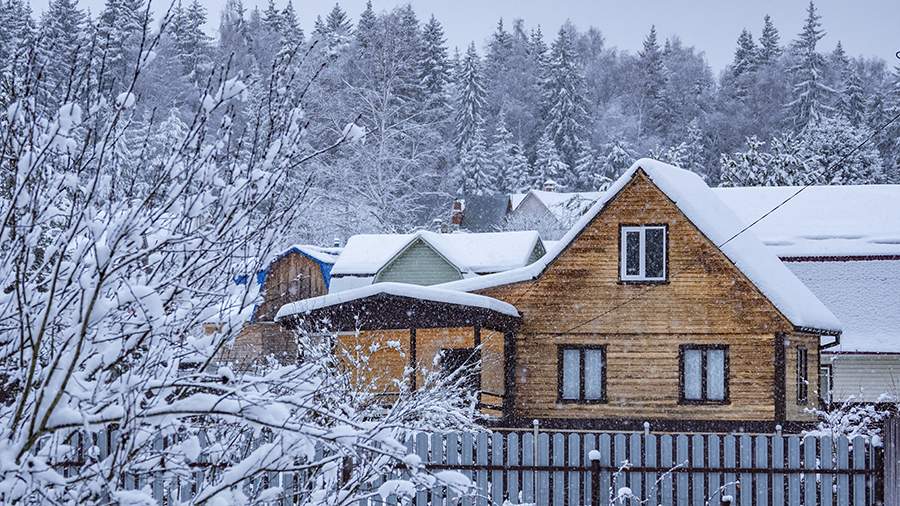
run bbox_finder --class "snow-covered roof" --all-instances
[270,244,341,266]
[440,158,842,334]
[788,260,900,353]
[275,282,520,321]
[714,185,900,258]
[330,230,543,276]
[510,190,603,221]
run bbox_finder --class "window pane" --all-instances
[683,350,702,400]
[625,231,640,276]
[584,349,604,400]
[562,349,580,400]
[707,350,726,401]
[645,228,665,278]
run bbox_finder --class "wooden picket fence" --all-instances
[391,430,880,506]
[49,428,880,505]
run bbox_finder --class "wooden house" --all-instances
[277,159,843,431]
[328,230,545,293]
[220,244,340,366]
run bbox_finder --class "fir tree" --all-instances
[457,126,494,195]
[602,139,635,179]
[786,1,832,130]
[486,18,513,75]
[355,0,376,49]
[637,25,668,137]
[95,0,145,94]
[528,26,549,73]
[837,65,865,126]
[454,43,486,150]
[720,136,770,186]
[171,0,213,84]
[803,116,885,184]
[508,145,531,193]
[420,15,450,101]
[38,0,87,101]
[315,3,352,42]
[681,118,708,173]
[262,0,281,34]
[489,112,518,193]
[542,23,588,172]
[758,14,782,64]
[280,1,303,45]
[532,130,568,188]
[731,29,757,78]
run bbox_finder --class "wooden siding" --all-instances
[336,327,505,406]
[255,252,328,321]
[784,333,820,421]
[482,171,800,422]
[375,239,462,286]
[826,353,900,402]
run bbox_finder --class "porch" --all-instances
[275,283,521,418]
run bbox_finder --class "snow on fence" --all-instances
[52,428,879,505]
[396,430,880,506]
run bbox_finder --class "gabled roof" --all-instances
[458,194,511,232]
[257,244,340,287]
[439,158,842,334]
[330,230,544,276]
[714,185,900,258]
[510,189,604,222]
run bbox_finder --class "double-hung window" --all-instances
[797,347,809,405]
[558,346,606,403]
[680,345,728,403]
[620,225,667,282]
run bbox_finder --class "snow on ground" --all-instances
[439,158,842,333]
[275,282,520,321]
[787,259,900,353]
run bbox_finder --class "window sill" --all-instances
[678,399,730,406]
[617,279,669,285]
[557,399,608,405]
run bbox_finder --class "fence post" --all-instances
[886,417,900,506]
[590,450,600,506]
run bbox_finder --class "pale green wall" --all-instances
[375,239,462,285]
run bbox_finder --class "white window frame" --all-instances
[620,225,667,282]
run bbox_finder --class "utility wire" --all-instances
[558,109,900,335]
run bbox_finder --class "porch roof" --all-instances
[274,282,521,332]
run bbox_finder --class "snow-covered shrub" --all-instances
[0,15,479,505]
[805,398,892,443]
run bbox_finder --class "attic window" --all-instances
[620,225,667,282]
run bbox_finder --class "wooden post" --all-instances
[886,417,900,506]
[590,451,600,506]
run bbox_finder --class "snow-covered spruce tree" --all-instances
[837,65,866,126]
[542,23,589,175]
[0,20,479,505]
[419,15,450,104]
[170,0,214,85]
[757,14,782,65]
[454,42,486,150]
[719,136,771,187]
[456,126,494,195]
[801,116,885,184]
[636,25,668,138]
[489,112,518,193]
[731,29,757,80]
[786,1,833,131]
[531,130,567,189]
[36,0,87,108]
[94,0,146,96]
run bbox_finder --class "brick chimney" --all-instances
[543,179,558,192]
[451,199,465,226]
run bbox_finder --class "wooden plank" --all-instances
[583,434,596,505]
[739,435,752,506]
[491,432,504,506]
[568,433,581,506]
[417,433,431,506]
[522,432,534,504]
[676,435,689,506]
[821,436,834,506]
[615,433,628,502]
[433,432,446,506]
[804,436,818,506]
[723,435,737,502]
[507,433,520,505]
[599,434,612,506]
[630,433,643,500]
[152,436,164,502]
[476,432,489,506]
[755,436,769,506]
[837,437,850,506]
[660,435,674,506]
[645,434,658,506]
[772,435,785,506]
[447,432,461,505]
[537,433,550,506]
[551,433,565,506]
[887,420,900,506]
[788,436,801,506]
[462,432,475,506]
[691,435,704,506]
[707,434,721,505]
[852,436,866,506]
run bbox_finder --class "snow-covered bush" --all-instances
[805,398,892,443]
[0,16,479,505]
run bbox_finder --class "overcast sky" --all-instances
[47,0,900,71]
